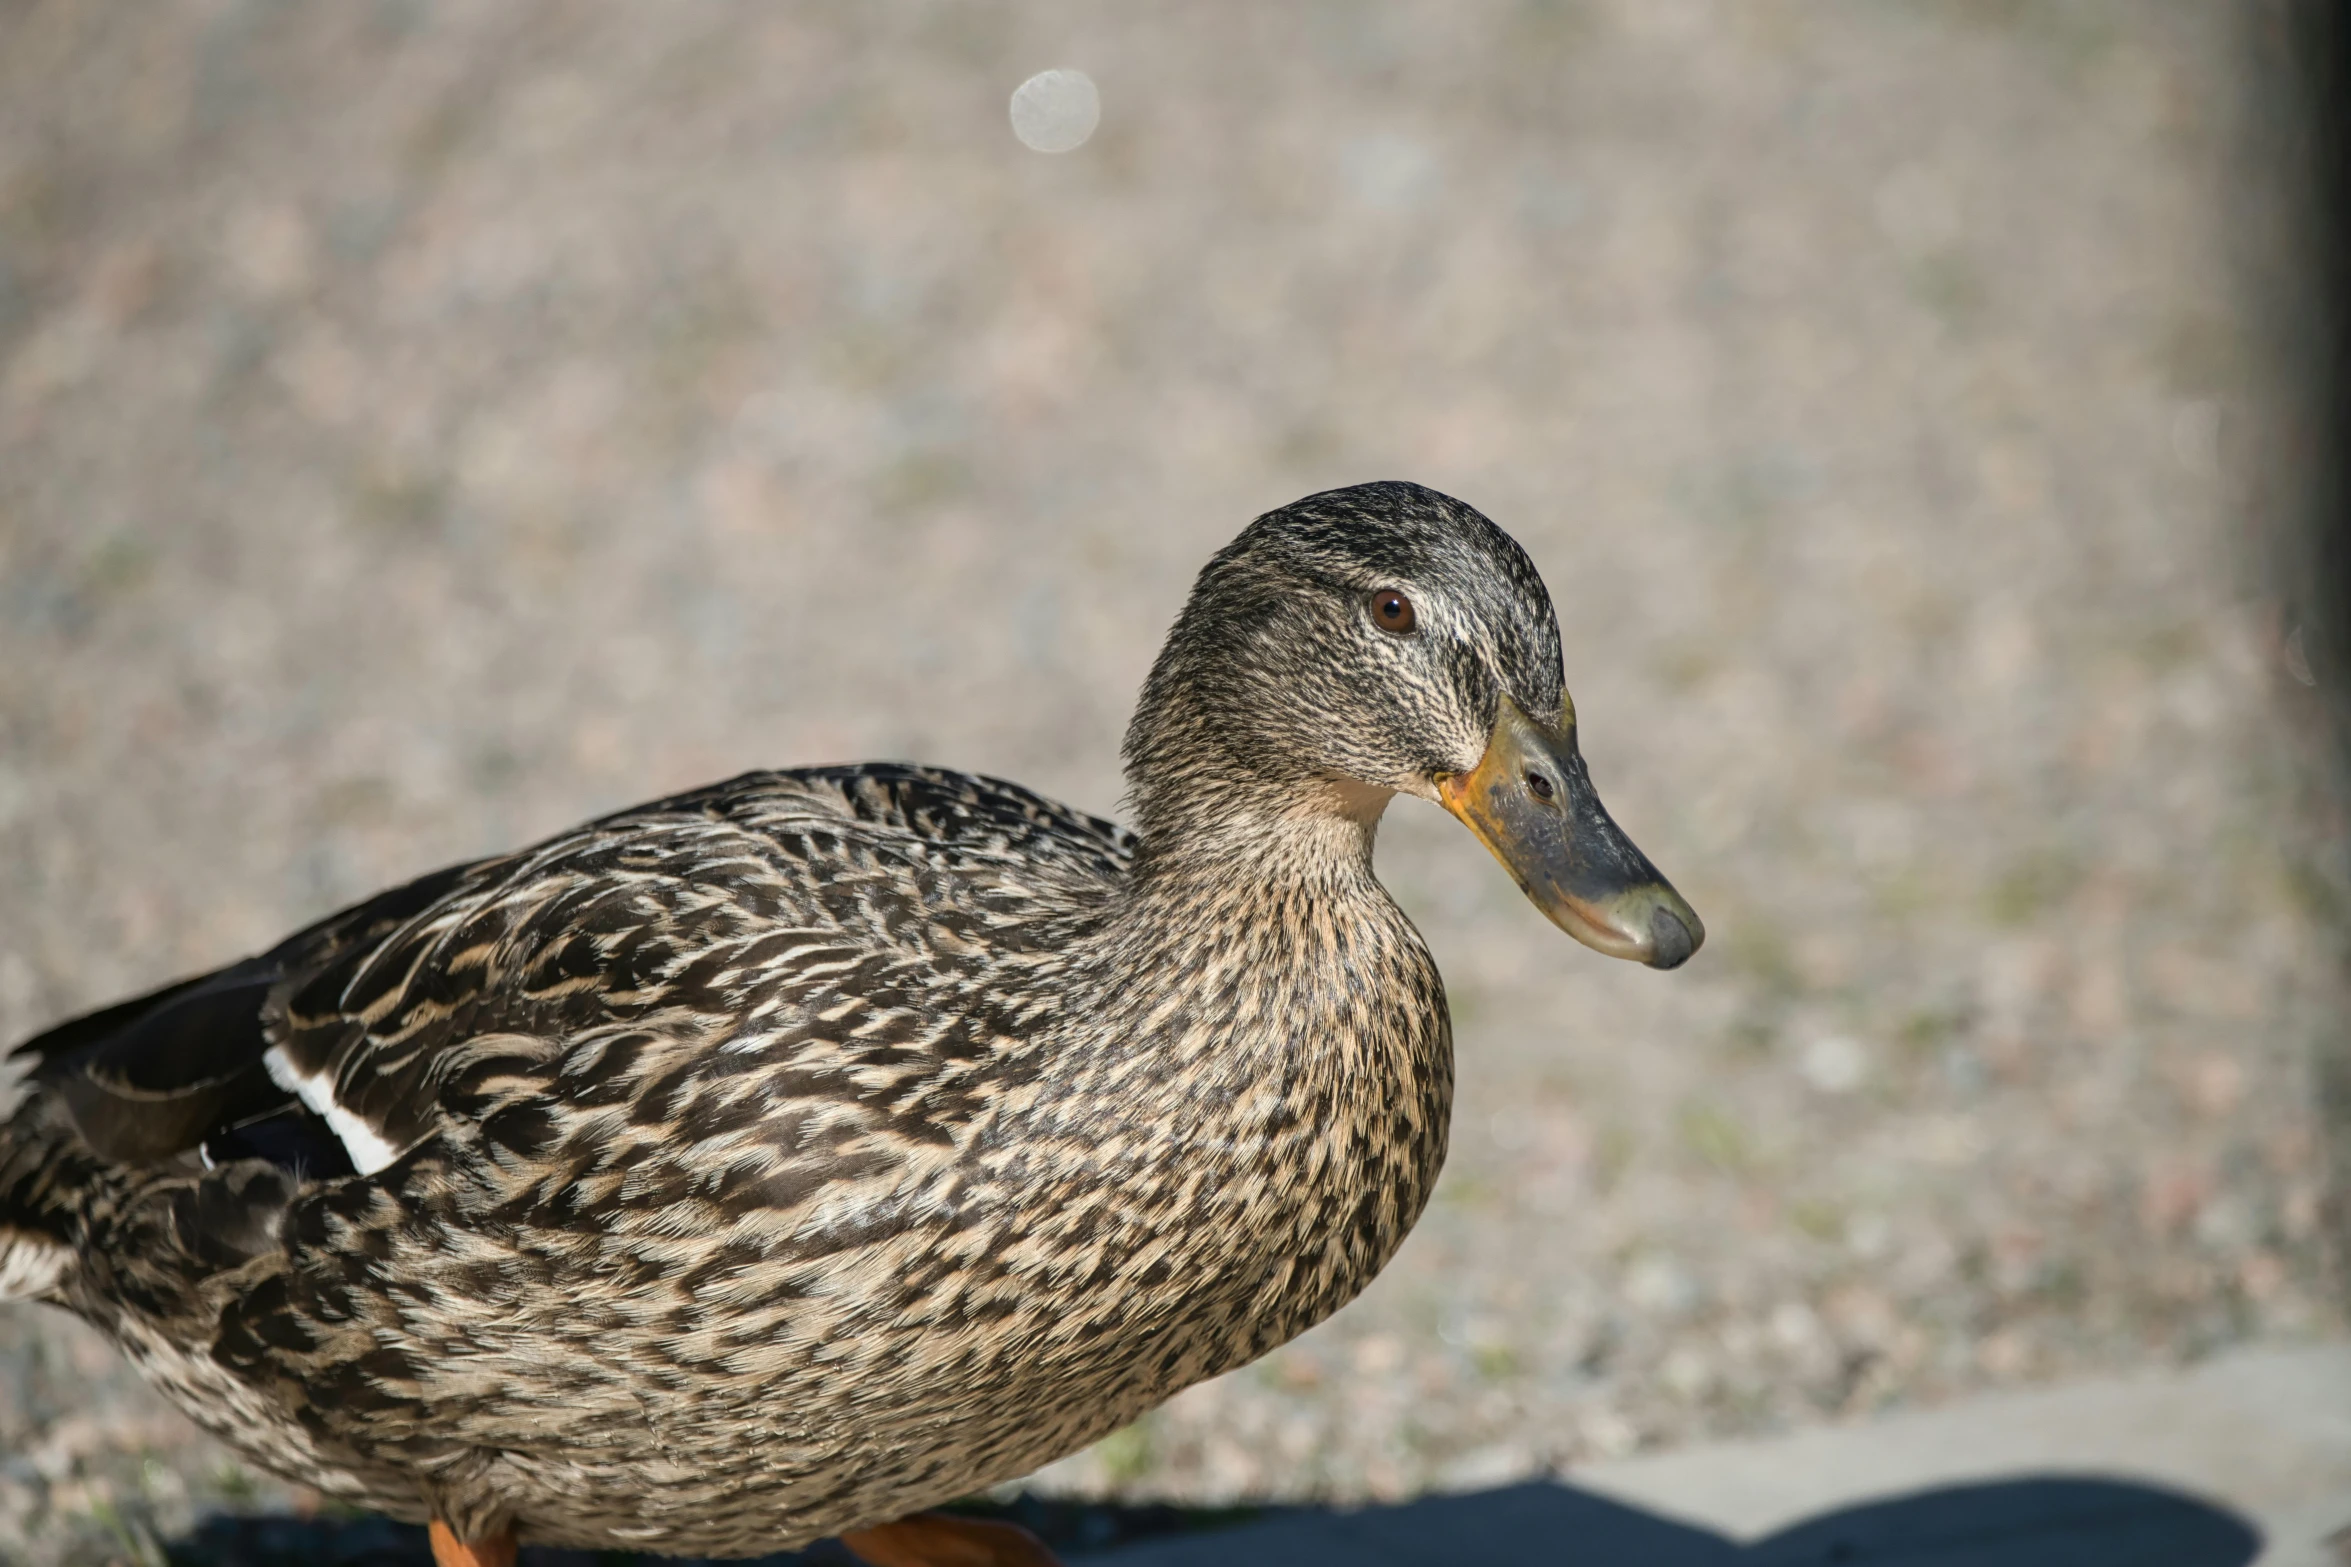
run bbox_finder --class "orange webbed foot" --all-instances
[428,1519,518,1567]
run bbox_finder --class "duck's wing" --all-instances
[7,764,1131,1230]
[0,851,511,1298]
[8,854,506,1181]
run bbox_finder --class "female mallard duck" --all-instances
[0,482,1698,1566]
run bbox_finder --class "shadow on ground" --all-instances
[166,1475,2258,1566]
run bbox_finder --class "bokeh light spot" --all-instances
[1010,69,1100,154]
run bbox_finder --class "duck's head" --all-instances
[1126,480,1702,970]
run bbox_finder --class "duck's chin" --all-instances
[1321,776,1400,824]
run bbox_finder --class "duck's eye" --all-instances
[1369,588,1417,634]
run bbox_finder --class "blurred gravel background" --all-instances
[0,3,2343,1563]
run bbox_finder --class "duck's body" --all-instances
[7,763,1443,1552]
[0,483,1694,1564]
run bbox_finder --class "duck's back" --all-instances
[0,764,1140,1550]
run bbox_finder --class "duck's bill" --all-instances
[1437,698,1704,970]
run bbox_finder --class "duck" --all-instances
[0,481,1701,1567]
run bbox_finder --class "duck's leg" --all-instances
[840,1511,1063,1566]
[427,1519,517,1567]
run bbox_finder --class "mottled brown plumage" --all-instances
[0,482,1699,1558]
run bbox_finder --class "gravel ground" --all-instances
[0,3,2343,1563]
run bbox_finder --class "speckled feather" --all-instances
[0,483,1580,1555]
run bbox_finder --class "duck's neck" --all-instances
[1084,769,1446,1101]
[1052,769,1454,1363]
[1127,776,1392,899]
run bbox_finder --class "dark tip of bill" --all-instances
[1646,905,1697,970]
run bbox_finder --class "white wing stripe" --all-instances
[0,1232,69,1301]
[263,1047,402,1177]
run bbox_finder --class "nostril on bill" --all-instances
[1524,771,1555,802]
[1646,906,1696,970]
